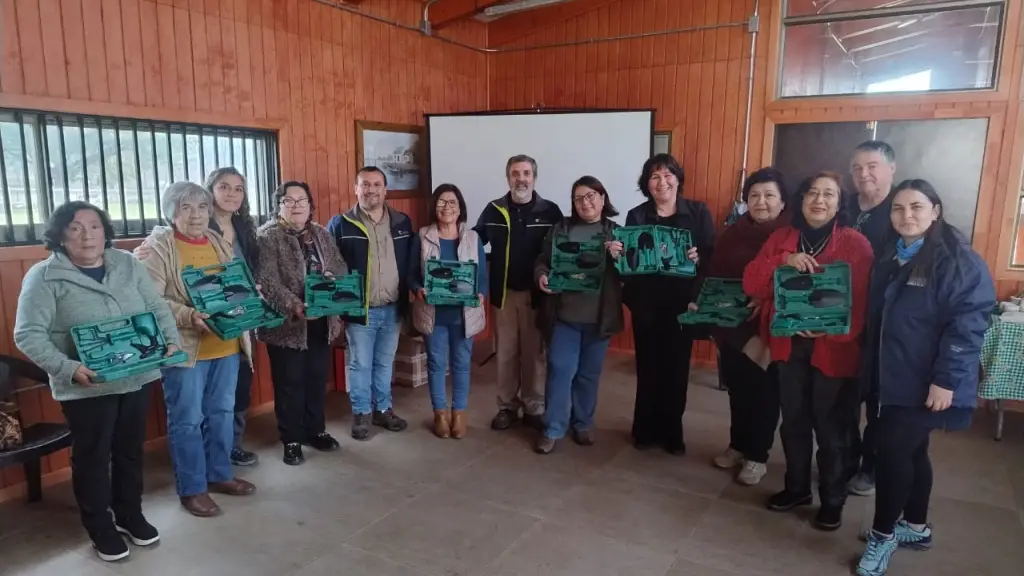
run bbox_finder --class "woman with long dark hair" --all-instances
[136,167,261,467]
[700,167,789,485]
[409,184,488,439]
[616,154,715,456]
[855,180,994,576]
[534,175,624,454]
[743,171,873,531]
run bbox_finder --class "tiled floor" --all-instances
[2,352,1023,576]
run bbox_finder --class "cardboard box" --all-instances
[392,335,447,388]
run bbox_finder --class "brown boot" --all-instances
[208,478,256,496]
[450,410,467,439]
[433,409,451,439]
[180,493,221,517]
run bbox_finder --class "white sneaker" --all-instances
[737,460,767,486]
[713,447,744,469]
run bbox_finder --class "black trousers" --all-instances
[268,319,330,445]
[849,386,880,480]
[720,345,780,464]
[631,313,693,452]
[777,339,859,507]
[60,384,151,536]
[872,407,933,534]
[233,361,253,451]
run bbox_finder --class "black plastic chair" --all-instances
[0,354,73,502]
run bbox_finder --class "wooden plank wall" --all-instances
[489,0,772,361]
[0,0,485,494]
[489,0,1024,353]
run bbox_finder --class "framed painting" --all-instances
[355,121,424,197]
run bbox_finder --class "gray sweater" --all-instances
[14,249,181,402]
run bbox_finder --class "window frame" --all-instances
[778,0,1008,99]
[0,108,280,247]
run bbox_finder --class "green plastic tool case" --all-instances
[182,259,285,339]
[770,263,851,337]
[613,225,696,277]
[70,312,188,383]
[677,278,750,328]
[424,258,480,307]
[304,272,366,317]
[548,232,606,293]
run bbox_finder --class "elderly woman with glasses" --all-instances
[139,181,256,518]
[136,167,261,467]
[256,181,347,466]
[14,201,180,561]
[409,184,488,440]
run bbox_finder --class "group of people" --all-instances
[706,141,994,576]
[11,144,995,576]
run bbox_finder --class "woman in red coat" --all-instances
[742,171,873,532]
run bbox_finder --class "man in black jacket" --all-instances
[846,140,897,497]
[474,155,563,431]
[326,166,419,441]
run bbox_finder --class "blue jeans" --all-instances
[345,304,401,415]
[425,323,474,411]
[161,354,240,497]
[543,321,610,440]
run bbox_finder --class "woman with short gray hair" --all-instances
[139,181,257,518]
[137,169,262,467]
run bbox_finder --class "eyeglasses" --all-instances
[280,198,310,208]
[573,191,600,205]
[436,199,459,208]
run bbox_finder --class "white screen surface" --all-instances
[426,111,653,228]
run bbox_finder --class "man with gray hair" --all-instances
[474,155,563,431]
[846,140,897,498]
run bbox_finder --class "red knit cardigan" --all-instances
[742,224,874,378]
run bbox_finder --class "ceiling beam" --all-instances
[487,0,618,47]
[429,0,506,30]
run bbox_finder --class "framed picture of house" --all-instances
[355,121,424,196]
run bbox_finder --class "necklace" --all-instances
[799,231,831,257]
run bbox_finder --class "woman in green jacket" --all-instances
[13,202,180,562]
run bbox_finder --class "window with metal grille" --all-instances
[0,109,279,246]
[779,1,1006,98]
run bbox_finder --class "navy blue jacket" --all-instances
[863,235,995,410]
[325,205,418,325]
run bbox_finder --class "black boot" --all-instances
[283,443,305,466]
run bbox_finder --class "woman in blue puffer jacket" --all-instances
[855,179,995,576]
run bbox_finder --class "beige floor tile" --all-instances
[291,544,431,576]
[443,441,602,517]
[481,520,676,576]
[550,470,714,555]
[347,487,538,576]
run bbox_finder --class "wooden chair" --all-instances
[0,354,73,502]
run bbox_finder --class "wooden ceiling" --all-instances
[424,0,620,47]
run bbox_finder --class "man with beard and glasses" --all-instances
[474,155,563,431]
[846,140,898,498]
[327,166,419,441]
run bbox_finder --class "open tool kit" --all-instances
[305,272,365,317]
[182,259,285,339]
[770,263,851,337]
[71,312,188,383]
[547,232,606,293]
[612,225,695,277]
[677,278,750,328]
[424,259,480,307]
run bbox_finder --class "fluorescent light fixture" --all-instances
[483,0,570,18]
